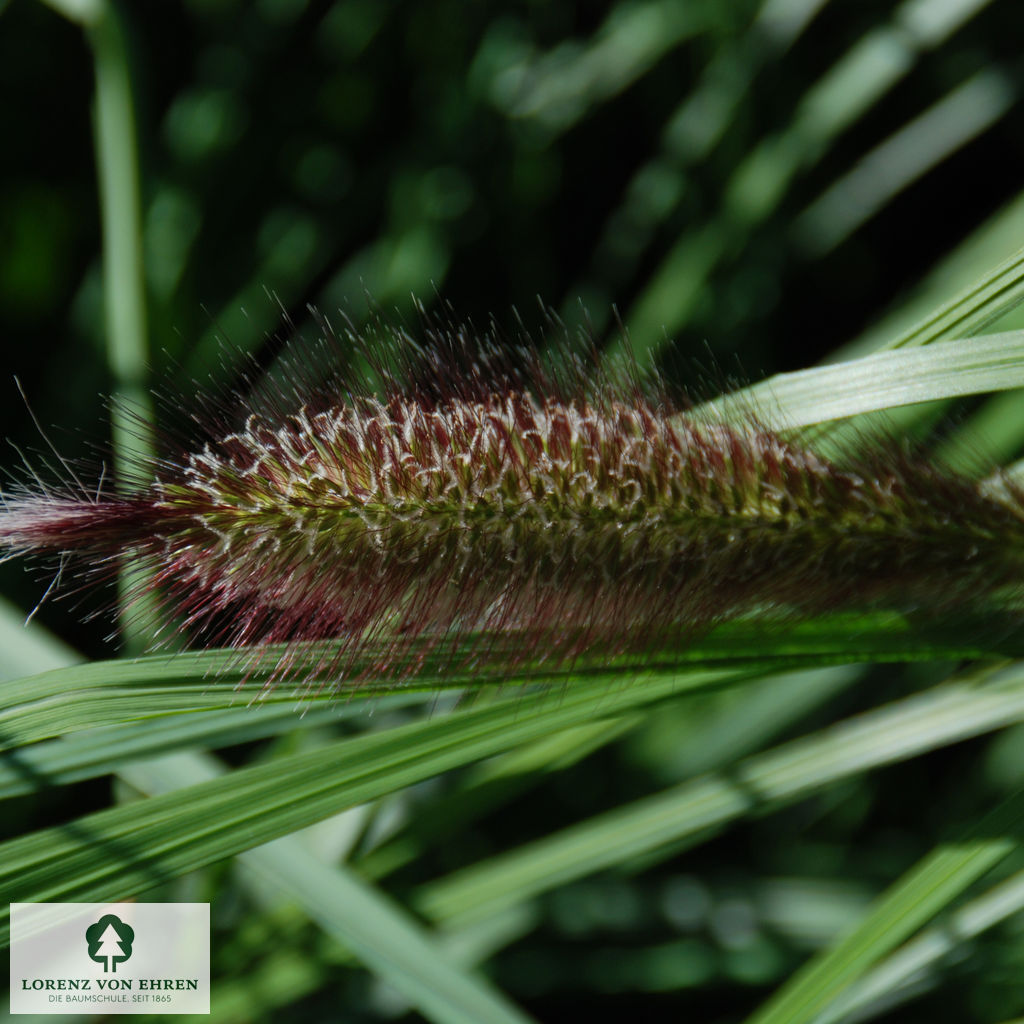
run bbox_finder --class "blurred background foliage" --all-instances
[4,0,1024,1021]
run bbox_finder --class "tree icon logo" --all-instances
[85,914,135,973]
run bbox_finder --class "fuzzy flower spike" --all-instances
[3,313,1024,687]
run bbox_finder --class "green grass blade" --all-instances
[0,704,362,800]
[622,0,993,355]
[496,0,705,134]
[122,752,534,1024]
[834,190,1024,362]
[416,664,1024,929]
[0,663,744,945]
[816,866,1024,1023]
[880,242,1024,351]
[86,1,159,653]
[795,70,1014,256]
[745,790,1024,1024]
[2,611,1017,749]
[239,847,535,1024]
[703,330,1024,427]
[360,666,857,884]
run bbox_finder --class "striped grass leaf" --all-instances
[701,330,1024,428]
[882,241,1024,351]
[3,610,1019,752]
[120,752,535,1024]
[0,661,747,946]
[744,788,1024,1024]
[414,663,1024,929]
[355,665,861,885]
[815,866,1024,1023]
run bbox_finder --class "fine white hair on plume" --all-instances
[2,306,1024,690]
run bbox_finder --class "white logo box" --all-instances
[10,903,209,1015]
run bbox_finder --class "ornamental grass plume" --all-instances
[3,310,1024,687]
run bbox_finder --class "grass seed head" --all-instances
[3,313,1024,688]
